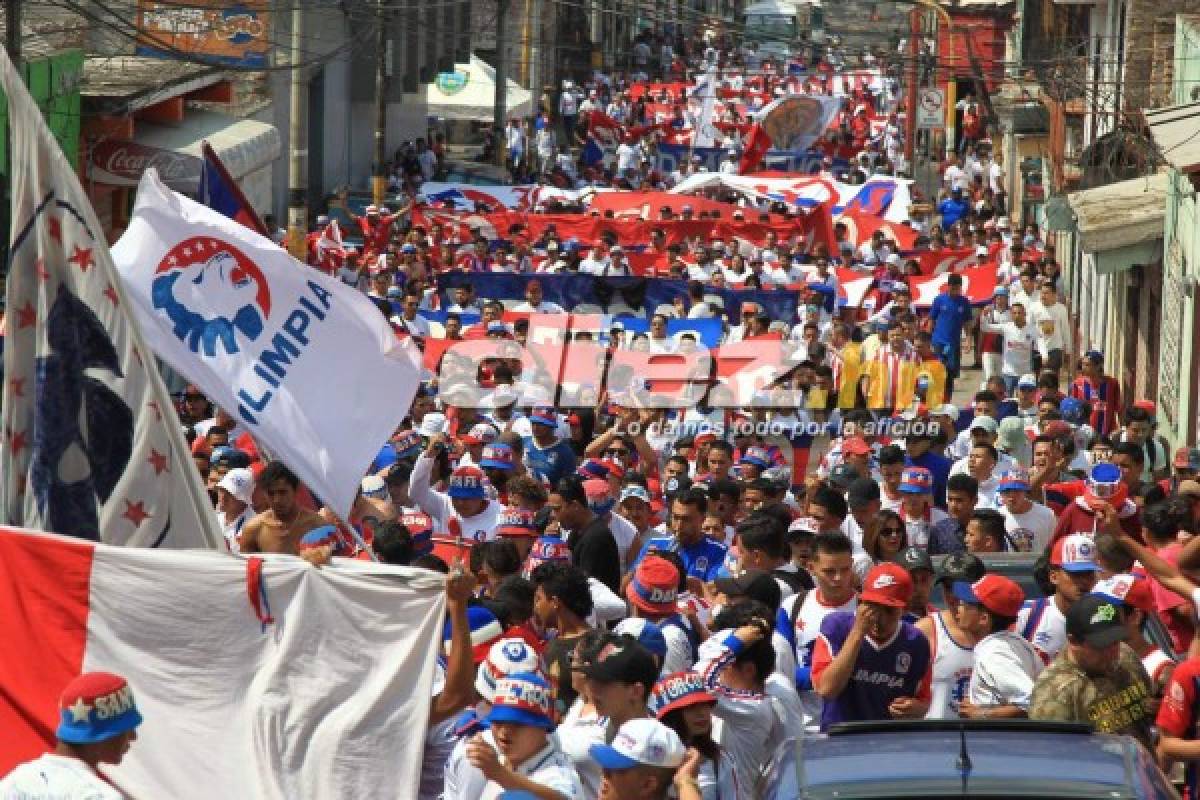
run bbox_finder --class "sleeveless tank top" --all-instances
[927,611,975,719]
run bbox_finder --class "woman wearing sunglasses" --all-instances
[853,510,906,581]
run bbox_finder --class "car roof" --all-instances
[789,722,1170,799]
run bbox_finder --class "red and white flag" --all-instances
[0,526,445,798]
[315,219,347,274]
[587,110,627,149]
[0,46,220,548]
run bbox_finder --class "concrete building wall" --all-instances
[1156,15,1200,447]
[1125,0,1200,114]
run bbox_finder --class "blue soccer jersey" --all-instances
[811,610,932,730]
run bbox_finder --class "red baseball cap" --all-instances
[860,563,913,608]
[842,437,871,457]
[953,575,1024,618]
[1041,420,1073,440]
[626,556,680,615]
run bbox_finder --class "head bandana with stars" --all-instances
[56,672,144,744]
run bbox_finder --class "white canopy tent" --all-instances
[425,55,532,122]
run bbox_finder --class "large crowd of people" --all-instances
[8,29,1200,800]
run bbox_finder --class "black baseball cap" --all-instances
[898,546,934,574]
[937,552,986,586]
[574,638,659,689]
[846,477,880,509]
[1066,595,1127,648]
[828,463,858,491]
[714,570,782,611]
[662,475,693,501]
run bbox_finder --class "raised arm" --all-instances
[430,566,479,725]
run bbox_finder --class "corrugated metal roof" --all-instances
[0,6,86,59]
[1147,101,1200,173]
[1066,171,1169,252]
[81,56,225,112]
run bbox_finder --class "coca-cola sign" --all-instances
[88,139,203,188]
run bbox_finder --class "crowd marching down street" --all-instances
[5,21,1200,800]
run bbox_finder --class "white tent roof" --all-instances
[425,55,532,122]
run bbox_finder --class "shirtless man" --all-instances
[239,461,326,554]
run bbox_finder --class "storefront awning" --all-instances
[88,109,280,191]
[1066,171,1168,274]
[135,109,279,184]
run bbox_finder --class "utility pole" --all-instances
[4,0,20,270]
[494,0,510,167]
[529,0,543,102]
[902,5,920,174]
[520,0,532,87]
[6,0,19,66]
[286,5,308,260]
[372,0,388,206]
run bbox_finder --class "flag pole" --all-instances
[200,140,269,236]
[2,0,19,275]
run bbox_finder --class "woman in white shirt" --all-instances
[651,672,741,800]
[558,632,610,799]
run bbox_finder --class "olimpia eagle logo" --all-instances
[436,69,470,96]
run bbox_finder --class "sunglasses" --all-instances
[606,448,628,456]
[882,526,904,536]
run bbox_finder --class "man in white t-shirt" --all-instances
[979,298,1037,395]
[994,467,1057,553]
[954,575,1043,718]
[1029,281,1072,376]
[1015,534,1099,664]
[512,280,565,314]
[0,671,143,799]
[615,141,639,176]
[216,467,256,553]
[457,672,582,800]
[577,247,610,275]
[988,152,1006,194]
[943,155,968,193]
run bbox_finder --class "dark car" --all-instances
[763,720,1179,799]
[931,552,1179,658]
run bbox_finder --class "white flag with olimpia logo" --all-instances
[111,170,420,518]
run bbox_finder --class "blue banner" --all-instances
[434,273,799,324]
[416,308,723,348]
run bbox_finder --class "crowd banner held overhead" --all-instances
[436,272,801,324]
[0,526,446,798]
[739,95,842,173]
[0,46,222,549]
[112,170,422,520]
[669,172,913,222]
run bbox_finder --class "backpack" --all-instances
[773,567,813,596]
